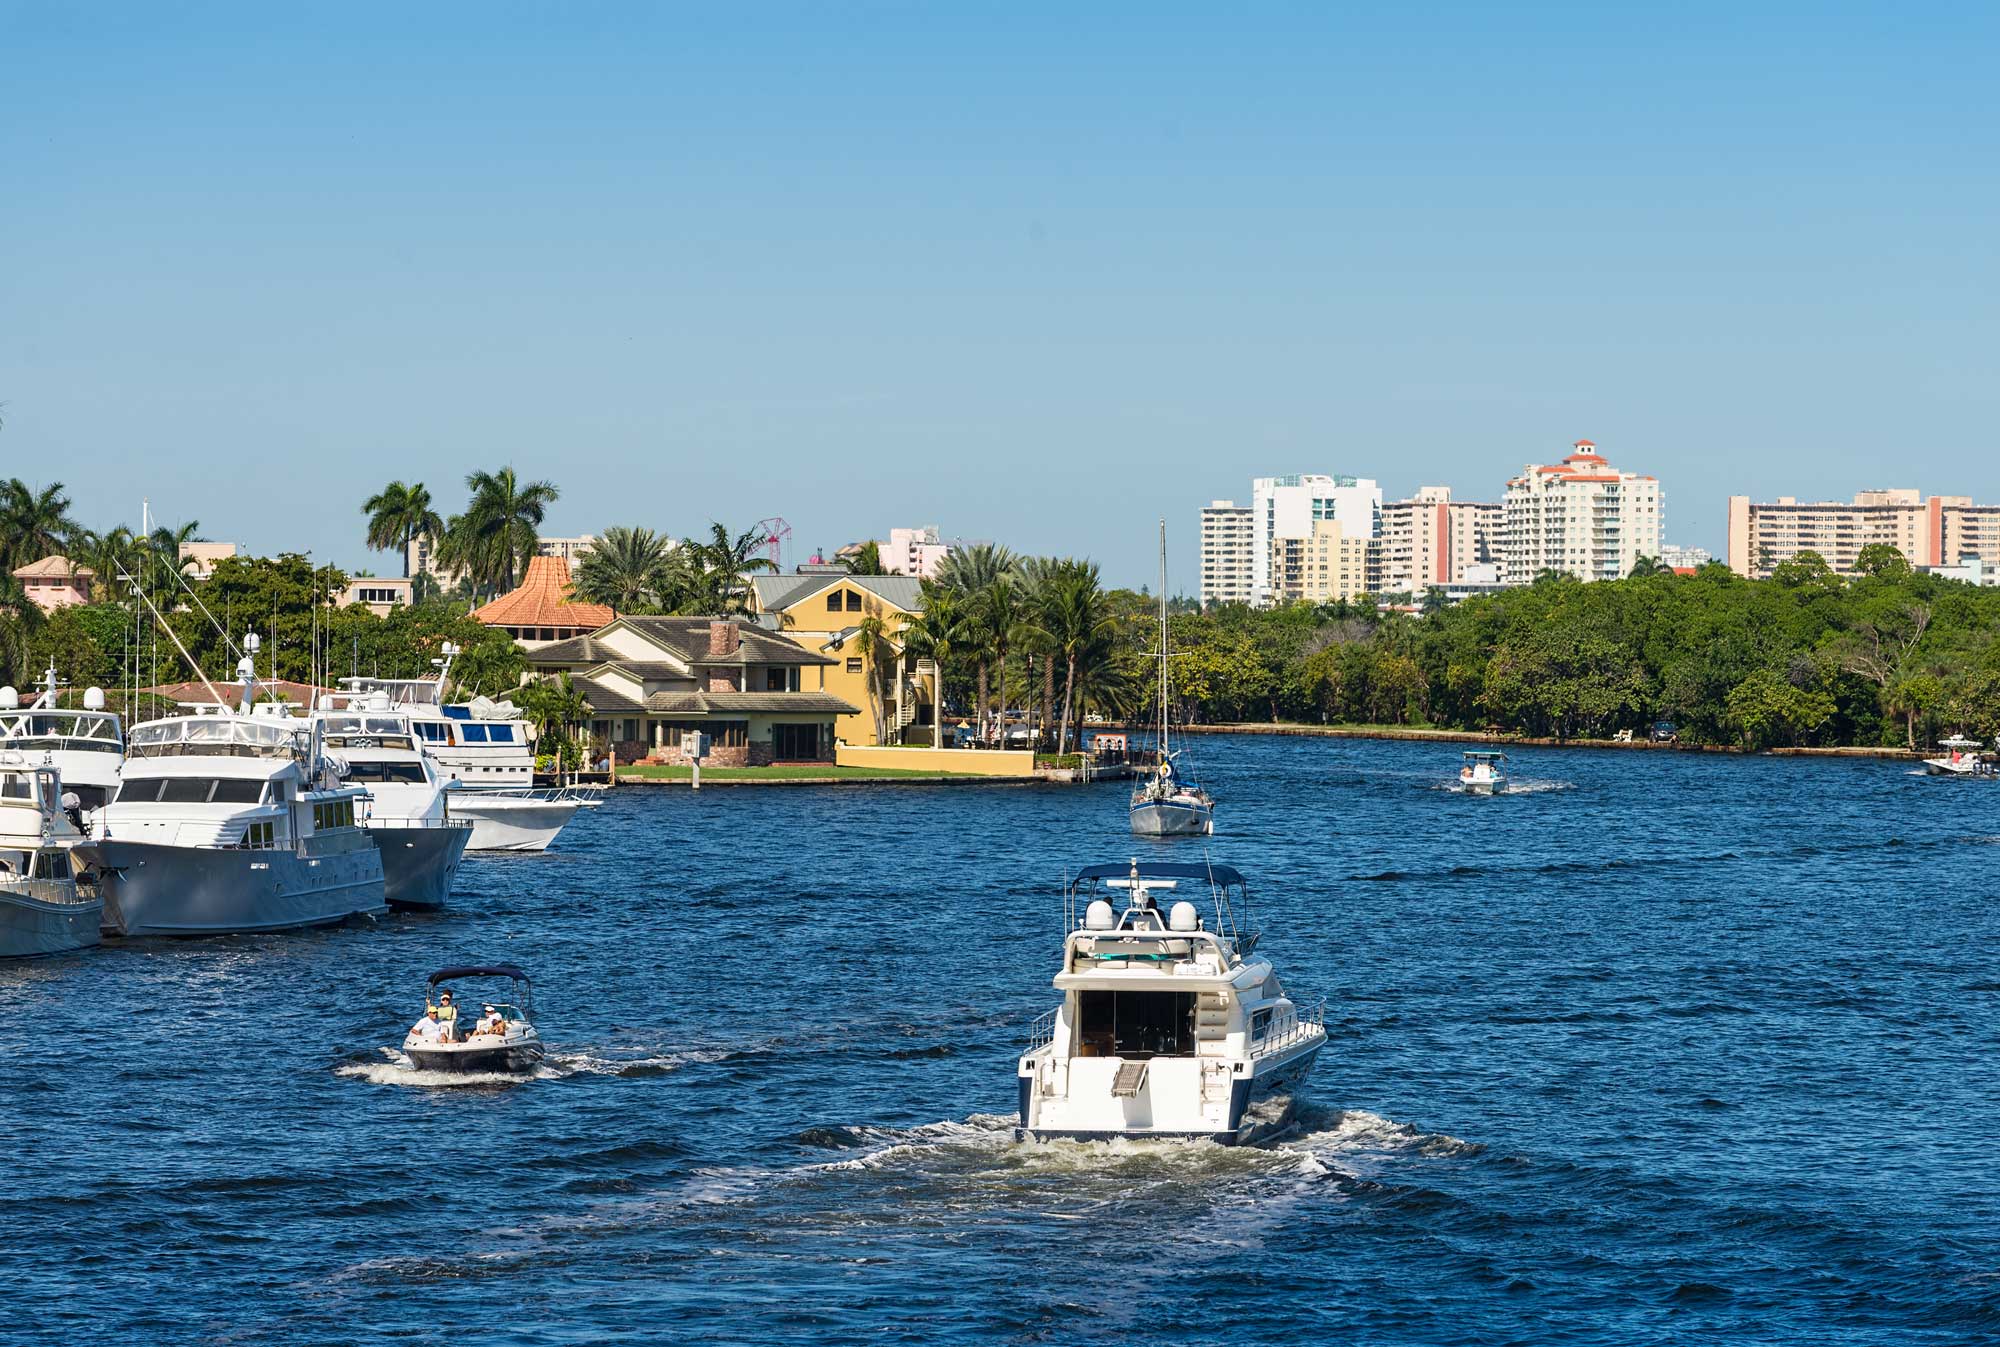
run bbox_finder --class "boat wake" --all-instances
[335,1047,561,1088]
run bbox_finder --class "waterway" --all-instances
[3,737,1996,1344]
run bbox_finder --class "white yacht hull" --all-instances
[404,1031,544,1074]
[0,882,102,958]
[80,839,386,937]
[1016,1035,1322,1144]
[1923,759,1979,777]
[454,795,581,852]
[1130,799,1214,836]
[368,824,472,910]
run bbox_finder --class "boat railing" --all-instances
[453,784,601,804]
[0,875,88,906]
[1024,1008,1058,1053]
[1252,998,1326,1058]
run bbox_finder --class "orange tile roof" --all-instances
[141,680,332,708]
[11,554,94,580]
[470,555,615,630]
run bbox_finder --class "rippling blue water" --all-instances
[4,737,1998,1345]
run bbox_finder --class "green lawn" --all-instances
[617,763,994,781]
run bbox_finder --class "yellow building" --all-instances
[1270,519,1374,604]
[748,573,933,746]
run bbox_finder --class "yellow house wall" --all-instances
[835,745,1035,776]
[769,579,928,746]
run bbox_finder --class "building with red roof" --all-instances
[470,555,616,649]
[1501,440,1664,584]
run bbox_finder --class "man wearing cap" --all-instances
[408,1005,445,1043]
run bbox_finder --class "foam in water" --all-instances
[335,1047,560,1088]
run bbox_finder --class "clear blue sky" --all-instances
[4,4,1996,587]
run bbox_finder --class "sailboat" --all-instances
[1130,521,1215,837]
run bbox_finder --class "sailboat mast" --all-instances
[1158,519,1169,757]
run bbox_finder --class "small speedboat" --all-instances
[403,965,545,1074]
[1923,736,1988,777]
[1016,860,1324,1144]
[1459,750,1508,794]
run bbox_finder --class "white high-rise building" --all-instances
[1501,441,1664,584]
[1250,474,1382,605]
[1198,501,1255,605]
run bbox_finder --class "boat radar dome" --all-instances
[1085,899,1116,931]
[0,687,15,710]
[1169,901,1199,932]
[82,686,105,711]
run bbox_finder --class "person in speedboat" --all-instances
[408,1005,445,1043]
[433,989,458,1039]
[474,1004,507,1037]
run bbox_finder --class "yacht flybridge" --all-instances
[77,636,386,937]
[0,667,125,812]
[313,695,472,909]
[0,760,100,958]
[1017,861,1324,1145]
[340,643,594,852]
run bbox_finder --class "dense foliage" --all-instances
[1145,549,2000,749]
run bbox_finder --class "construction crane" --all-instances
[752,517,792,572]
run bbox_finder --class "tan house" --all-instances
[524,617,857,766]
[12,555,94,611]
[342,576,413,616]
[471,555,616,649]
[747,573,932,745]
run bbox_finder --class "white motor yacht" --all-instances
[1459,750,1508,794]
[314,696,472,910]
[1017,861,1324,1145]
[0,667,125,813]
[1923,736,1990,777]
[77,645,386,937]
[341,644,593,852]
[0,760,101,958]
[403,965,545,1075]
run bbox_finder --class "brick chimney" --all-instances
[707,620,740,657]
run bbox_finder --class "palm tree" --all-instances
[437,467,560,596]
[362,481,445,578]
[1024,560,1115,755]
[685,522,779,614]
[147,520,202,579]
[968,573,1028,743]
[572,526,684,612]
[0,478,78,573]
[850,611,902,744]
[839,540,886,576]
[900,583,971,749]
[514,673,592,768]
[1015,556,1065,744]
[933,542,1016,598]
[76,526,145,595]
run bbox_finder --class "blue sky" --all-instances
[4,4,1996,586]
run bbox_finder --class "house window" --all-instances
[772,723,822,760]
[846,658,862,673]
[846,592,862,611]
[827,592,843,611]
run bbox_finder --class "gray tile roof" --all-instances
[526,618,833,669]
[638,690,857,716]
[750,573,926,615]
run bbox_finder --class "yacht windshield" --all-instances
[342,762,426,784]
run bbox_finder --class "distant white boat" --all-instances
[1922,736,1990,777]
[313,696,471,909]
[1131,522,1214,837]
[0,667,125,814]
[341,643,594,852]
[403,965,545,1075]
[1460,750,1508,794]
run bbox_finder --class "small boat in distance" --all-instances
[404,965,545,1075]
[1459,750,1509,795]
[1922,736,1990,777]
[1131,521,1215,837]
[0,761,101,958]
[1016,861,1323,1145]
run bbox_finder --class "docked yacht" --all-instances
[314,696,472,909]
[1459,750,1508,794]
[1131,524,1215,837]
[0,760,101,958]
[404,965,545,1074]
[0,668,125,813]
[1923,736,1990,777]
[77,643,386,937]
[1017,861,1324,1145]
[341,644,591,852]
